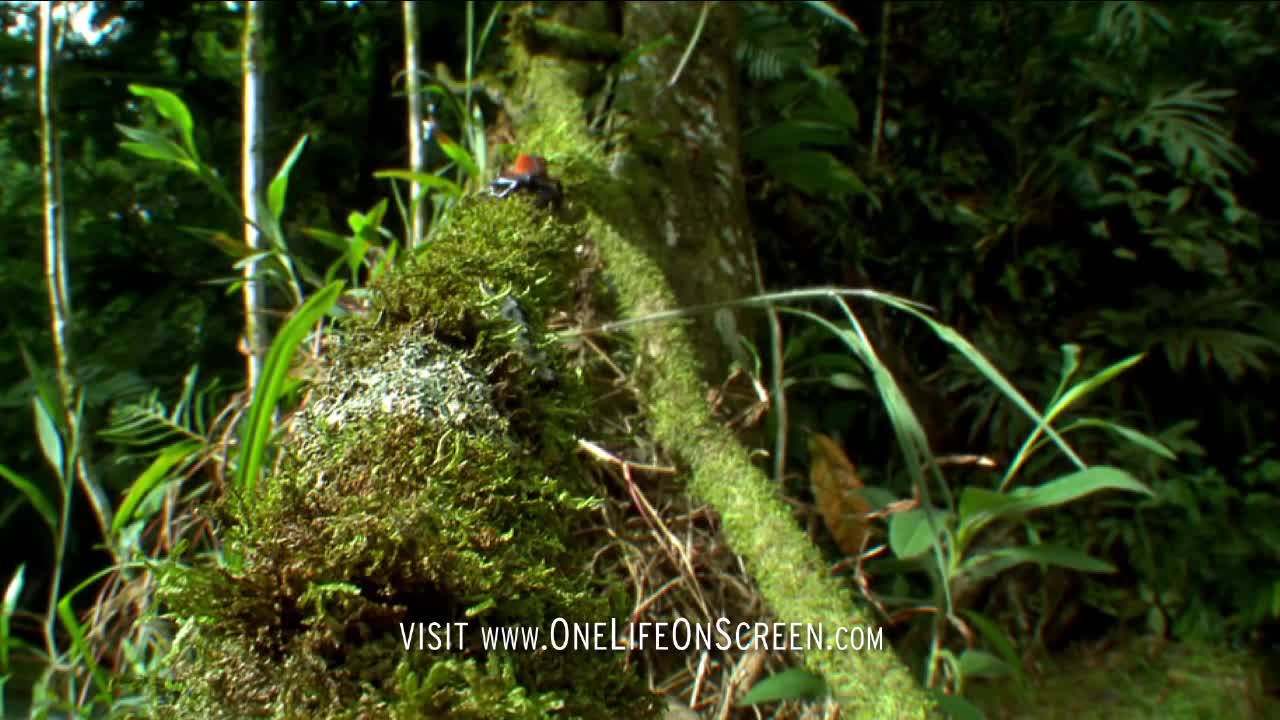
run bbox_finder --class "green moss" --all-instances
[362,195,578,348]
[151,192,658,719]
[508,12,625,62]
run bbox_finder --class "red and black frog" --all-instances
[489,153,562,207]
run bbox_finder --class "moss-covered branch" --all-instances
[504,2,939,717]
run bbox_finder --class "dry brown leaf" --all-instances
[808,433,873,557]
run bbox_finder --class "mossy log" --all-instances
[152,3,939,719]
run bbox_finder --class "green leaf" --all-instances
[127,84,198,160]
[861,487,899,512]
[347,199,389,242]
[960,467,1152,546]
[58,570,115,699]
[855,298,1086,473]
[765,150,869,199]
[958,649,1013,679]
[932,691,987,720]
[962,610,1026,688]
[2,564,25,671]
[373,169,464,197]
[32,396,64,479]
[828,372,866,391]
[960,543,1115,585]
[1061,419,1176,461]
[737,668,829,706]
[889,508,946,560]
[235,281,344,493]
[747,121,851,159]
[347,235,369,278]
[178,226,255,259]
[805,66,860,129]
[1167,186,1192,213]
[956,487,1022,547]
[1002,354,1146,488]
[300,227,351,252]
[437,137,480,180]
[268,135,310,221]
[800,1,861,35]
[0,463,56,535]
[1010,466,1154,510]
[117,124,197,174]
[112,440,202,533]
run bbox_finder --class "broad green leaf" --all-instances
[805,66,860,129]
[958,487,1022,523]
[747,120,851,159]
[737,668,828,706]
[1009,466,1154,510]
[958,649,1013,679]
[956,487,1022,547]
[32,397,64,479]
[960,467,1152,546]
[889,508,946,560]
[1167,186,1192,212]
[112,440,202,533]
[960,543,1115,585]
[0,463,56,534]
[373,169,464,197]
[236,281,344,493]
[767,150,869,198]
[128,84,198,160]
[268,135,310,221]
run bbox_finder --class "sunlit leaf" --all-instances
[268,135,310,220]
[128,84,198,160]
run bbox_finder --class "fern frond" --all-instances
[1122,82,1252,180]
[100,366,225,451]
[1087,291,1279,382]
[1095,1,1171,51]
[738,3,818,82]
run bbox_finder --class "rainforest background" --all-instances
[1,1,1278,718]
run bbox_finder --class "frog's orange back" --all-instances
[511,154,546,177]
